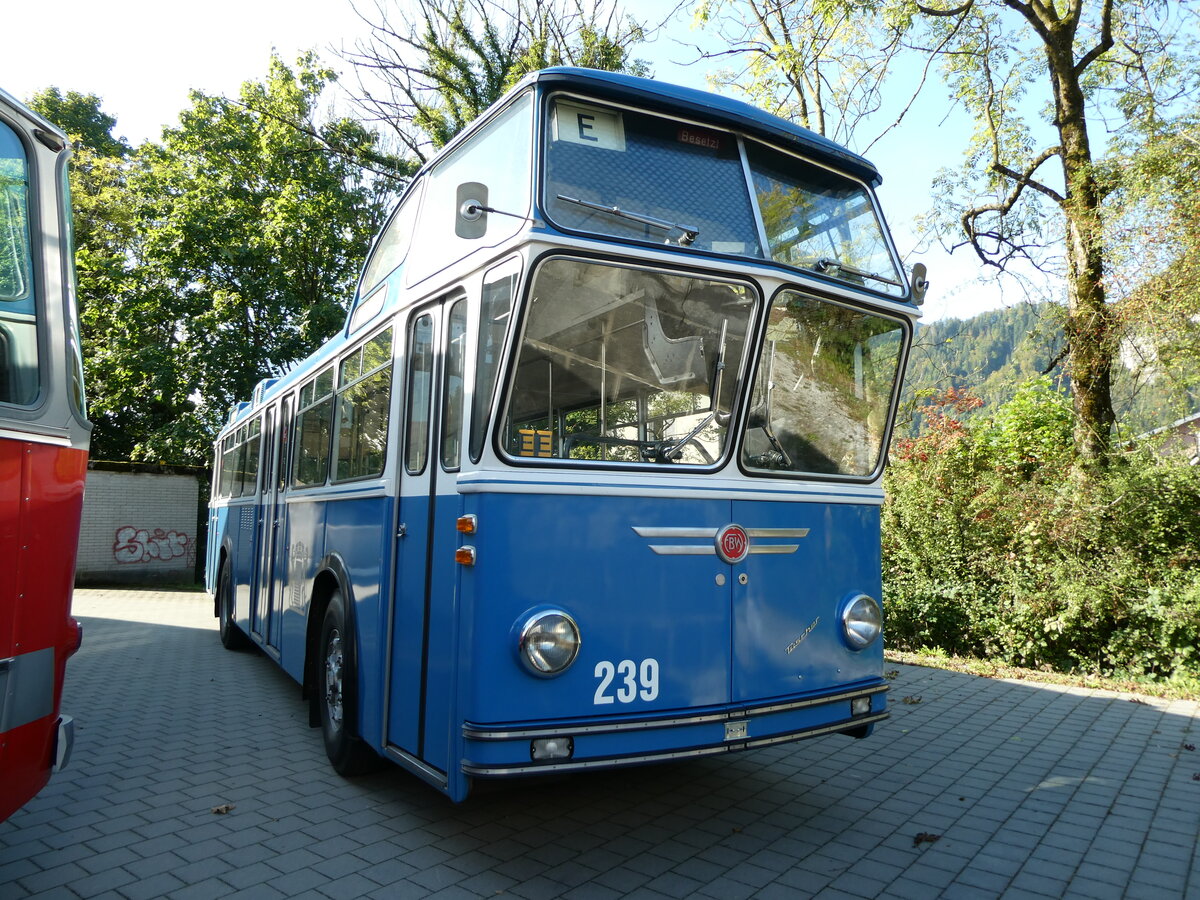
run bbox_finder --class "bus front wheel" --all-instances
[217,562,251,651]
[317,592,382,776]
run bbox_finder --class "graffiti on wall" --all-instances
[113,526,191,565]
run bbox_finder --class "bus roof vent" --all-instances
[252,378,279,405]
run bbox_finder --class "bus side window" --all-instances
[406,92,533,287]
[405,314,435,475]
[358,179,424,300]
[277,396,292,493]
[470,264,518,462]
[219,433,236,497]
[242,417,261,496]
[334,326,394,481]
[0,119,38,406]
[292,367,335,486]
[441,301,467,471]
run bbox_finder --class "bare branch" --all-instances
[993,147,1066,205]
[1075,0,1116,75]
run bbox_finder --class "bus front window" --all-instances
[746,142,904,297]
[741,291,906,478]
[543,99,762,257]
[503,259,756,466]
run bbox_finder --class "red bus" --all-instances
[0,88,89,822]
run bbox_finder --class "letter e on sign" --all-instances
[552,100,626,151]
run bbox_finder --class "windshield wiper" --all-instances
[814,257,901,288]
[556,194,699,245]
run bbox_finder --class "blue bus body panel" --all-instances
[389,492,430,758]
[325,494,394,745]
[231,503,258,634]
[279,498,326,683]
[731,500,883,702]
[463,492,735,726]
[448,490,887,779]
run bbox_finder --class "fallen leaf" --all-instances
[913,832,941,848]
[885,670,900,680]
[902,696,922,705]
[212,804,235,815]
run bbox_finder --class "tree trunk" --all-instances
[1047,28,1116,465]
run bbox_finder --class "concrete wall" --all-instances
[76,466,206,585]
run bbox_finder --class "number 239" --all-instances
[594,658,659,704]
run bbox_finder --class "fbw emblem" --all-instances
[715,524,750,564]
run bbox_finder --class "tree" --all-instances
[124,53,392,464]
[1105,93,1200,427]
[688,0,925,151]
[26,88,129,160]
[24,90,150,462]
[914,0,1199,465]
[345,0,655,160]
[32,56,393,465]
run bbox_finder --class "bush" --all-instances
[883,381,1200,686]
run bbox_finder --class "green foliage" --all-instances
[884,379,1200,686]
[31,54,393,465]
[900,302,1061,432]
[692,0,907,148]
[27,87,130,159]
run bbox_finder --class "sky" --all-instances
[2,0,1039,322]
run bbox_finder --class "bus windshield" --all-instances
[544,99,762,256]
[741,290,906,477]
[542,97,902,295]
[503,258,755,465]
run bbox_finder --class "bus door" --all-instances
[251,406,275,642]
[267,397,291,650]
[387,294,468,770]
[253,402,288,652]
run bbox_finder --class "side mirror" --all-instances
[910,263,929,305]
[456,182,488,239]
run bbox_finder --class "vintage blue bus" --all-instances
[207,67,925,801]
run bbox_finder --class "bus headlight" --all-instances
[516,609,581,676]
[840,594,882,650]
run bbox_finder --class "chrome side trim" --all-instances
[464,683,889,740]
[633,525,809,557]
[0,426,72,448]
[632,526,717,538]
[462,711,889,776]
[383,743,449,787]
[747,528,810,538]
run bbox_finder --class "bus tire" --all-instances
[318,592,382,776]
[217,561,251,651]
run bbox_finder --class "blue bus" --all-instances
[207,68,924,802]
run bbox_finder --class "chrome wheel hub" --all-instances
[324,628,344,730]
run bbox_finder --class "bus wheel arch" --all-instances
[216,551,250,651]
[305,567,381,775]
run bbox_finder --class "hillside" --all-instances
[898,303,1199,436]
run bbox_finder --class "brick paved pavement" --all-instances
[1,588,1197,899]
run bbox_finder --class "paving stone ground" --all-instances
[2,588,1198,899]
